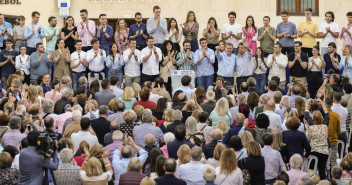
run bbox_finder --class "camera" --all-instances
[36,132,57,158]
[287,77,297,90]
[311,99,319,104]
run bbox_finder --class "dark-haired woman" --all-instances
[60,16,78,53]
[308,46,324,98]
[53,39,71,80]
[166,18,182,52]
[160,40,177,93]
[252,47,267,94]
[203,17,220,51]
[106,43,124,85]
[152,98,167,121]
[242,15,258,56]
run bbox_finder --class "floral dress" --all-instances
[114,28,130,54]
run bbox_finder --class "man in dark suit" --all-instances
[167,125,194,160]
[155,158,187,185]
[54,87,74,114]
[200,91,216,114]
[164,110,184,133]
[204,129,222,159]
[91,105,111,145]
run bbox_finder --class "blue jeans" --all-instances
[190,39,199,52]
[196,74,214,91]
[108,70,124,87]
[253,73,266,94]
[72,72,86,91]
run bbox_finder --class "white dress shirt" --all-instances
[165,28,182,43]
[123,48,141,77]
[71,131,99,153]
[86,49,106,72]
[15,54,30,75]
[70,51,87,73]
[262,110,283,130]
[177,161,208,185]
[140,46,162,75]
[267,53,288,82]
[332,103,348,132]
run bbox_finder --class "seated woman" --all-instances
[132,87,157,110]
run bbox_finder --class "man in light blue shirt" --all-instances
[112,135,148,184]
[24,11,45,55]
[216,42,236,85]
[44,16,59,52]
[173,75,196,100]
[193,38,215,90]
[146,6,167,48]
[235,42,253,92]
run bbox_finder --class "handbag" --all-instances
[241,158,251,185]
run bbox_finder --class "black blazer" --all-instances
[91,117,111,146]
[155,174,187,185]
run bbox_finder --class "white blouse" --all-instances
[308,56,323,72]
[165,28,182,43]
[252,57,268,74]
[15,54,30,75]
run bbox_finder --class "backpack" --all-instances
[189,132,205,147]
[241,158,251,185]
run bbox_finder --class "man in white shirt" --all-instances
[221,11,242,53]
[70,40,88,91]
[318,11,339,56]
[331,92,348,156]
[267,42,288,90]
[86,38,106,85]
[71,117,98,153]
[123,38,141,87]
[177,146,208,185]
[234,42,252,92]
[263,100,282,130]
[140,36,162,84]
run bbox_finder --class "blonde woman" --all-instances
[80,148,112,185]
[140,177,156,185]
[216,120,228,136]
[182,99,203,123]
[283,110,304,132]
[114,19,129,54]
[174,144,191,177]
[133,105,144,123]
[118,86,137,110]
[121,110,139,137]
[186,116,205,147]
[238,141,265,185]
[209,97,232,128]
[215,148,243,185]
[131,83,141,100]
[271,128,290,163]
[240,131,254,148]
[207,143,226,168]
[160,109,174,133]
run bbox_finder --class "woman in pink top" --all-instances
[242,15,258,56]
[160,132,175,158]
[114,19,129,54]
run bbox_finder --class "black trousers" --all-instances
[309,152,328,180]
[82,46,92,52]
[136,44,146,51]
[281,47,294,55]
[26,47,37,55]
[308,71,322,98]
[208,44,218,81]
[302,47,313,57]
[236,76,250,93]
[141,73,159,85]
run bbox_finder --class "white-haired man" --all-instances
[54,87,73,114]
[106,130,124,162]
[63,110,83,138]
[53,148,81,185]
[286,154,309,185]
[200,91,216,114]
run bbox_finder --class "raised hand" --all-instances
[32,25,35,33]
[47,53,52,61]
[80,22,84,29]
[140,29,144,35]
[135,30,140,36]
[37,26,41,33]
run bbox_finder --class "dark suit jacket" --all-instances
[91,117,111,145]
[119,171,145,185]
[167,140,194,160]
[200,101,216,114]
[222,124,243,145]
[204,140,219,159]
[155,174,187,185]
[165,120,184,134]
[248,87,262,96]
[54,98,72,114]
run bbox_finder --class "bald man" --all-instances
[204,129,223,159]
[222,113,248,144]
[263,100,282,130]
[104,120,120,145]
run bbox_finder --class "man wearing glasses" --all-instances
[288,41,308,85]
